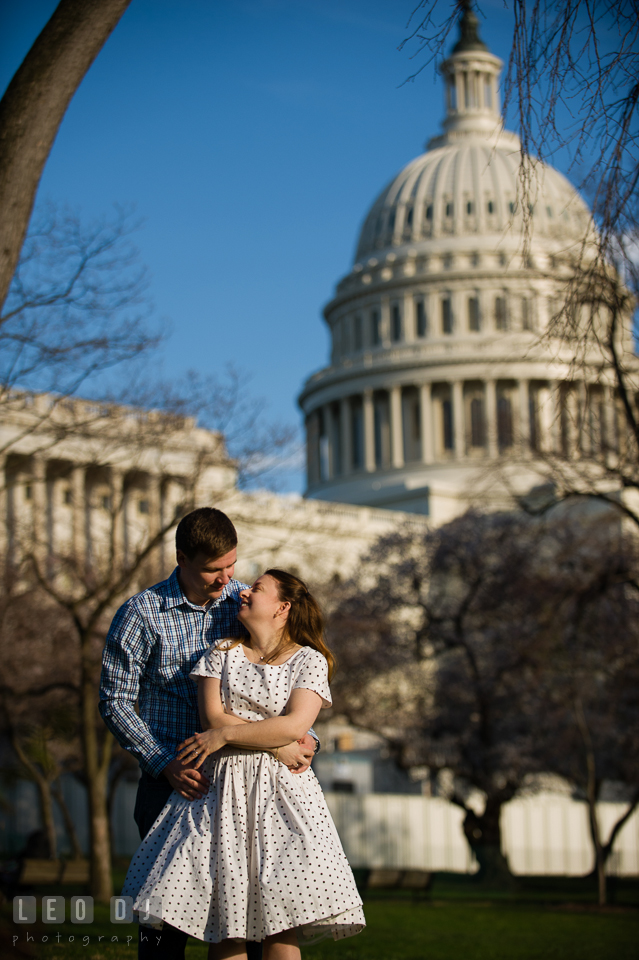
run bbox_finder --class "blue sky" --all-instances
[0,1,524,491]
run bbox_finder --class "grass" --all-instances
[3,875,637,959]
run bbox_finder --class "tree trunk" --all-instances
[0,0,133,312]
[80,646,114,902]
[34,775,58,861]
[462,796,515,887]
[52,778,84,860]
[575,698,607,905]
[9,729,58,859]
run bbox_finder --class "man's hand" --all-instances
[278,739,314,772]
[294,733,317,774]
[163,758,210,800]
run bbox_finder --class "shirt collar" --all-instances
[161,568,243,611]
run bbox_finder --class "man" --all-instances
[99,507,316,960]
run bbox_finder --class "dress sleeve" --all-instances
[190,643,225,679]
[292,649,332,707]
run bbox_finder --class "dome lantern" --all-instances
[430,1,506,149]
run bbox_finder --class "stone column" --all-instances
[340,397,352,476]
[548,381,562,454]
[147,473,162,538]
[306,412,320,485]
[110,468,124,566]
[518,379,530,455]
[363,390,375,472]
[31,454,48,563]
[562,385,578,457]
[390,386,404,468]
[452,380,465,458]
[420,384,434,464]
[485,379,498,457]
[71,466,86,563]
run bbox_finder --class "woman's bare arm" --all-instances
[179,688,323,767]
[197,677,249,730]
[193,677,315,771]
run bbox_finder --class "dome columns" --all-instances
[303,374,621,502]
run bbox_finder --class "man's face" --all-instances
[176,548,237,605]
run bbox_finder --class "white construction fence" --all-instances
[2,779,638,877]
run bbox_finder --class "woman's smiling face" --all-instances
[238,574,288,627]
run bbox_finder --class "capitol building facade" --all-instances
[298,9,627,525]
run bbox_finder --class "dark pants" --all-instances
[134,771,262,959]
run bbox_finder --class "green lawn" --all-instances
[4,877,637,960]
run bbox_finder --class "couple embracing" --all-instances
[99,507,365,960]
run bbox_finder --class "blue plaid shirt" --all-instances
[99,569,249,777]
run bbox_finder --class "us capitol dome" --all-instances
[297,5,623,524]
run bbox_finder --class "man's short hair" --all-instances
[175,508,237,561]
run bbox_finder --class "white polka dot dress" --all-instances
[122,644,365,945]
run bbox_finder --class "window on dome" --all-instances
[354,315,363,350]
[487,200,495,215]
[529,390,540,452]
[371,310,381,346]
[442,399,454,451]
[416,300,427,337]
[332,322,341,359]
[445,202,454,218]
[546,206,553,217]
[391,304,402,342]
[468,297,480,331]
[318,409,330,481]
[497,394,513,449]
[330,402,342,476]
[466,201,474,215]
[509,201,515,214]
[442,298,453,334]
[425,204,433,220]
[373,391,391,468]
[402,387,421,462]
[522,299,533,331]
[406,207,413,227]
[495,296,508,330]
[470,397,485,448]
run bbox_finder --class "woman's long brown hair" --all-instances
[219,569,335,679]
[265,569,335,680]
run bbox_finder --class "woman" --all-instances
[122,569,365,960]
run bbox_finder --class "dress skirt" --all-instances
[122,747,365,944]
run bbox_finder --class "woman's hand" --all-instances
[177,729,225,769]
[277,739,314,773]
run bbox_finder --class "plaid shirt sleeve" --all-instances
[99,599,175,777]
